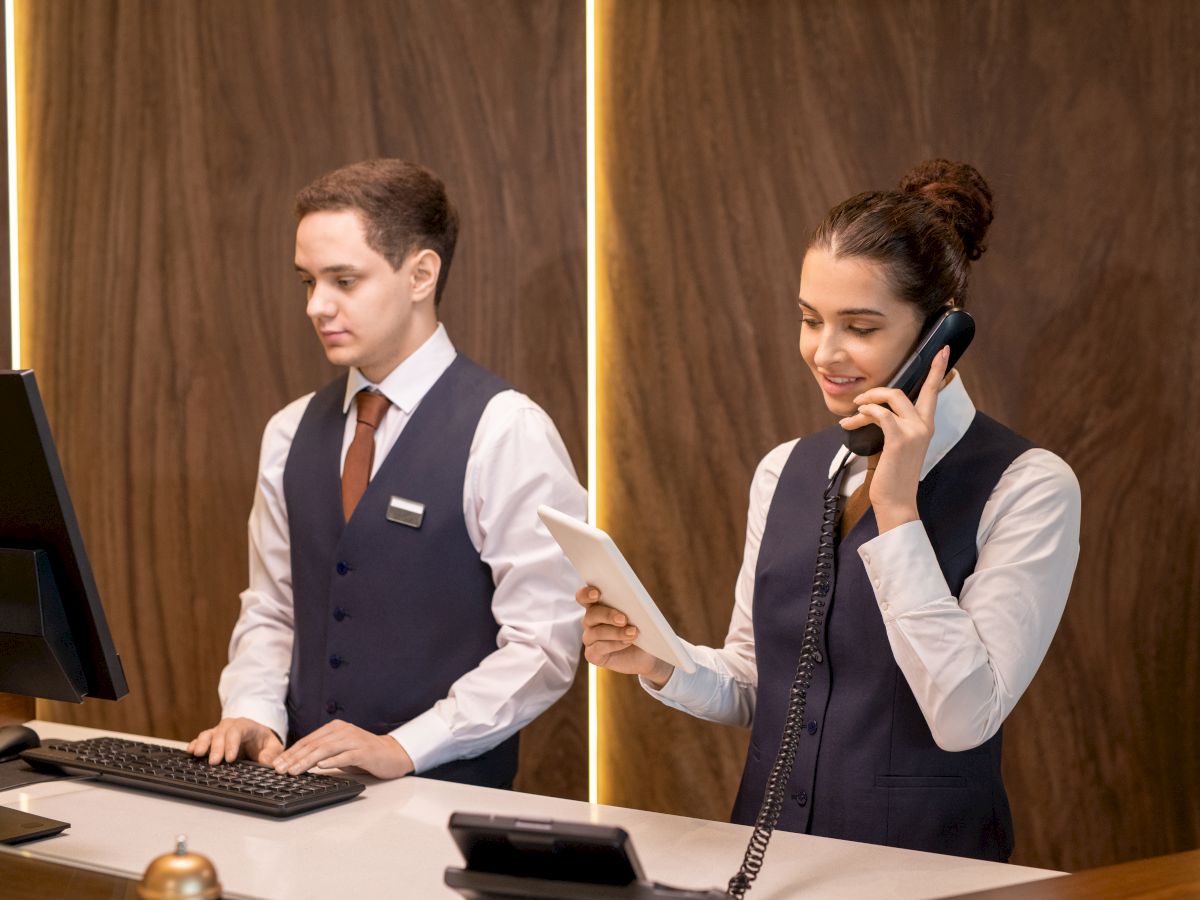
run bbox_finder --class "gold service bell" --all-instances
[138,834,222,899]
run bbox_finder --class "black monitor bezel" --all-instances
[0,369,128,701]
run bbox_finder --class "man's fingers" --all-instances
[315,750,357,771]
[206,730,222,765]
[187,730,211,756]
[224,727,243,764]
[274,722,344,773]
[278,737,347,775]
[209,727,234,765]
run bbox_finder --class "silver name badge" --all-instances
[386,496,426,529]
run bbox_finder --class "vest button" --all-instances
[335,561,350,576]
[807,720,818,735]
[793,790,809,807]
[329,654,343,669]
[325,700,339,715]
[333,607,347,622]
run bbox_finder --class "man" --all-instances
[187,159,585,787]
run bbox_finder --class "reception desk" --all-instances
[0,722,1064,899]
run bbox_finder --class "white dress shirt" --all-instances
[218,324,587,773]
[644,373,1081,753]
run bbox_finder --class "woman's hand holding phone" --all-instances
[576,586,675,688]
[838,345,950,534]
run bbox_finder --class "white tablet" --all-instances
[538,505,696,674]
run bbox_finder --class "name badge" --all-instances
[386,496,425,529]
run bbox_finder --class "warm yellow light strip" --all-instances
[585,0,599,806]
[4,0,18,369]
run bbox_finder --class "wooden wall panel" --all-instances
[21,0,586,800]
[599,0,1199,872]
[0,694,33,727]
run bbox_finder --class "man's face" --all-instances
[295,209,436,383]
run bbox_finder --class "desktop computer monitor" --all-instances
[0,369,127,703]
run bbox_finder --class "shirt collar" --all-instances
[342,323,457,415]
[826,369,976,480]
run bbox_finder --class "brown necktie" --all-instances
[839,453,880,540]
[341,391,391,521]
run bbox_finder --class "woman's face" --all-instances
[798,247,926,418]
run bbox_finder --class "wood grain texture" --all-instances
[946,849,1200,899]
[20,0,585,800]
[0,852,140,899]
[598,0,1199,871]
[0,694,34,726]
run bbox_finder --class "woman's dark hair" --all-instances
[809,159,994,316]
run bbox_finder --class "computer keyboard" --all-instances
[20,737,365,817]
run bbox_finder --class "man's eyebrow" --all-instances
[293,264,361,275]
[798,298,885,316]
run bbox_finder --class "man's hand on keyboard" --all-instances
[187,717,284,766]
[271,720,415,779]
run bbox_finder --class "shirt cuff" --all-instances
[220,700,288,746]
[858,519,954,620]
[638,640,721,711]
[388,708,456,774]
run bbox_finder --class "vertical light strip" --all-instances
[585,0,599,805]
[4,0,19,369]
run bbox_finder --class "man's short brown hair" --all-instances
[295,159,459,304]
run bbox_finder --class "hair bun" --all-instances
[899,159,994,261]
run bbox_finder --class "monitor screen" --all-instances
[0,370,127,702]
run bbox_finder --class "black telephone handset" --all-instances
[839,308,976,456]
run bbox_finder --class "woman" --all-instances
[578,160,1080,865]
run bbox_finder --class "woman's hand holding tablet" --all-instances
[576,585,677,688]
[537,506,695,682]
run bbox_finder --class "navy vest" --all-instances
[731,413,1032,861]
[281,354,519,788]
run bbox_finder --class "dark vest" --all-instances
[281,354,519,788]
[731,412,1032,861]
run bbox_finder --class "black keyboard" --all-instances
[20,737,365,818]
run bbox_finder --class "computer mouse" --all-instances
[0,724,41,763]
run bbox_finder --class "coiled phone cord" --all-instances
[726,462,846,899]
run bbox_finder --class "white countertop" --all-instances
[0,721,1063,899]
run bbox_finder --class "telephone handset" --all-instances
[839,308,976,457]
